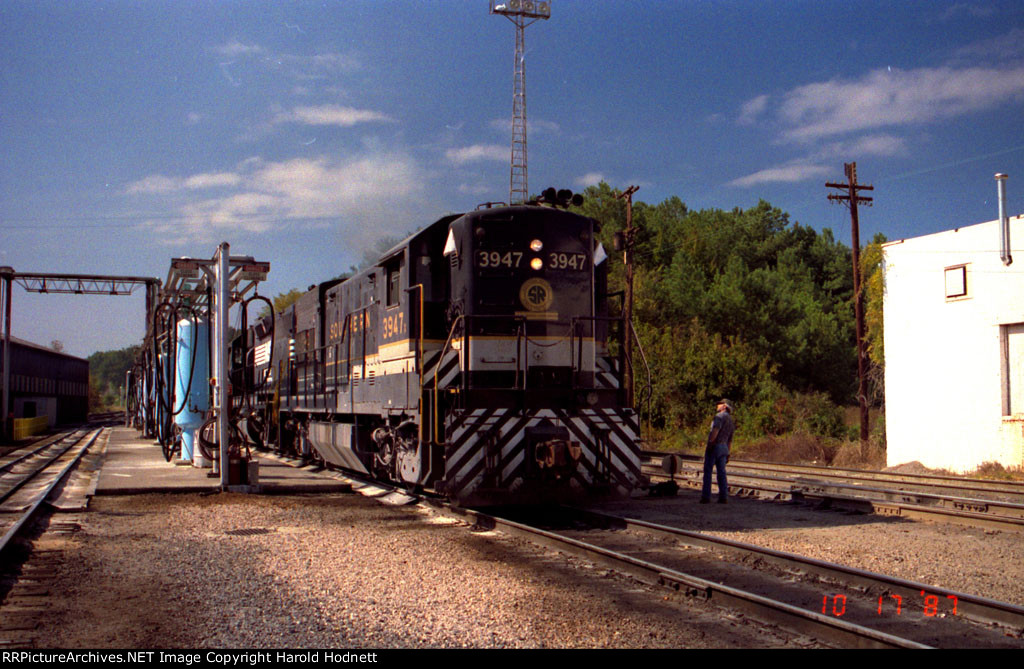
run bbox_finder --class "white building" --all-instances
[884,210,1024,472]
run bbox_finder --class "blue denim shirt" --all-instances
[708,410,735,450]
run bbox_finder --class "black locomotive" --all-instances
[232,196,645,504]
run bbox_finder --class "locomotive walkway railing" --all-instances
[274,303,653,442]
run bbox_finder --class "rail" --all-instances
[440,505,931,648]
[567,506,1024,640]
[0,428,102,557]
[644,457,1024,532]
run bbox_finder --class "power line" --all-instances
[0,212,346,231]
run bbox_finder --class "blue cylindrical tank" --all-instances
[174,317,210,462]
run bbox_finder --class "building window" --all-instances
[945,265,967,299]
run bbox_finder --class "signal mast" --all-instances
[490,1,551,205]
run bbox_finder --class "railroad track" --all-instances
[208,447,1024,647]
[0,431,73,467]
[649,454,1024,499]
[645,453,1024,532]
[0,428,104,558]
[437,504,1023,648]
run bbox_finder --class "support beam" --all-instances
[216,242,231,489]
[1,268,11,441]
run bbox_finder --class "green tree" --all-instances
[256,288,304,319]
[574,183,859,437]
[87,345,139,409]
[862,232,887,404]
[272,289,304,314]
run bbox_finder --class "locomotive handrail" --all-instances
[284,309,363,410]
[406,284,426,444]
[569,315,625,392]
[435,313,568,443]
[463,314,526,394]
[432,314,464,444]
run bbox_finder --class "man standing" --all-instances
[700,399,735,504]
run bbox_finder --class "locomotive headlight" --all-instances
[530,257,543,270]
[529,239,543,252]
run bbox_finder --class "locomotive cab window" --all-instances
[385,257,403,308]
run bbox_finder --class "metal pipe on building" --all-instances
[997,173,1012,266]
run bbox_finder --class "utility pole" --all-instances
[827,162,874,449]
[617,185,639,407]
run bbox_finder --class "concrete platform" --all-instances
[95,427,352,496]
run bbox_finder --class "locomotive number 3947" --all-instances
[477,251,523,268]
[382,312,406,339]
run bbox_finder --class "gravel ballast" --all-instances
[22,478,1024,649]
[34,493,809,649]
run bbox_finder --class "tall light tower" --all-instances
[491,1,550,204]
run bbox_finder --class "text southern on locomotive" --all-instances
[232,201,645,504]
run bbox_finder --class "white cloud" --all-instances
[780,64,1024,141]
[186,112,203,125]
[445,144,508,165]
[128,154,428,243]
[124,175,181,195]
[211,40,265,57]
[126,172,242,194]
[574,172,606,187]
[458,183,493,195]
[729,45,1024,190]
[274,104,394,127]
[738,94,770,125]
[729,162,832,188]
[818,134,908,159]
[183,172,243,189]
[953,28,1024,62]
[208,42,360,88]
[282,52,361,72]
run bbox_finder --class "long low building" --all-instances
[1,337,89,427]
[883,211,1024,473]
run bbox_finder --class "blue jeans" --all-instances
[702,443,729,501]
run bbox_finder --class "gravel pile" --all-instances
[38,493,808,649]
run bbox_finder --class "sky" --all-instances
[1,0,1023,358]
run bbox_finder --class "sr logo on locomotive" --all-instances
[232,198,646,505]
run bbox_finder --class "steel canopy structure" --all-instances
[0,267,160,440]
[138,246,270,490]
[159,256,268,309]
[11,273,157,296]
